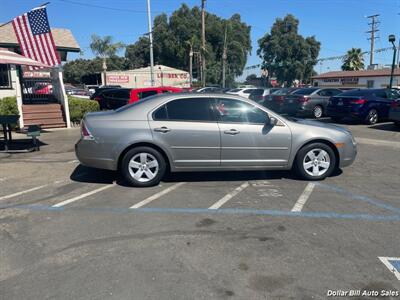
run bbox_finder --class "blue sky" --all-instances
[1,0,399,76]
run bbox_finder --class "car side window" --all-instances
[153,98,214,122]
[388,89,400,99]
[243,89,254,94]
[215,98,269,124]
[331,89,342,96]
[114,90,130,99]
[374,90,387,99]
[139,90,158,99]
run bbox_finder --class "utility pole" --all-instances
[189,42,193,87]
[146,0,155,86]
[201,0,206,87]
[366,14,380,67]
[222,24,227,88]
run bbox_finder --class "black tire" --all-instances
[121,146,166,187]
[313,105,323,119]
[365,109,378,125]
[331,117,342,123]
[294,142,336,181]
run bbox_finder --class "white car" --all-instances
[226,87,259,99]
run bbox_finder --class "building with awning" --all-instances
[312,68,400,89]
[0,23,80,128]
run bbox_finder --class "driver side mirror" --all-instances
[266,115,278,126]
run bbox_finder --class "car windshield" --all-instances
[229,88,242,92]
[293,88,318,95]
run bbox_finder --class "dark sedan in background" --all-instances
[282,88,343,119]
[327,88,400,125]
[263,88,299,113]
[389,98,400,127]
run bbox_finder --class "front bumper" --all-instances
[338,140,357,168]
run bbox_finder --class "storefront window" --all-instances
[0,64,12,89]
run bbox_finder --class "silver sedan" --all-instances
[75,93,357,187]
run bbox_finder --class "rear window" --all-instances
[243,89,255,94]
[272,88,289,95]
[293,88,318,95]
[250,89,264,95]
[138,90,158,99]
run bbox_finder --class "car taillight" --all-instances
[81,121,94,140]
[94,96,101,101]
[350,99,367,105]
[391,101,399,108]
[298,96,310,103]
[275,96,284,102]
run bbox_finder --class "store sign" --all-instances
[322,77,359,85]
[107,75,129,83]
[157,73,188,79]
[23,71,50,78]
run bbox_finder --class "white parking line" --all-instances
[0,181,63,201]
[378,257,400,280]
[0,177,8,182]
[209,182,249,210]
[291,183,315,212]
[52,184,115,208]
[130,182,186,209]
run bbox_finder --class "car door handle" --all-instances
[224,129,240,135]
[154,127,171,133]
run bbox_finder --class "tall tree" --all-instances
[341,48,365,71]
[257,14,320,85]
[124,4,251,86]
[90,34,125,76]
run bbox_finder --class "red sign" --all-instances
[107,75,129,83]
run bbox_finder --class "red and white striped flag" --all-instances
[12,6,60,68]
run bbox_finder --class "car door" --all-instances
[373,89,392,118]
[149,97,220,168]
[215,98,291,167]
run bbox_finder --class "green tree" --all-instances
[124,4,251,86]
[90,34,125,73]
[257,14,320,85]
[341,48,365,71]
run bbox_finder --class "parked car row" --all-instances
[260,87,400,125]
[83,83,400,126]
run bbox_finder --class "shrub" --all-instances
[68,96,99,123]
[0,96,18,115]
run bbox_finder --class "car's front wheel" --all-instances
[294,143,336,181]
[121,146,166,187]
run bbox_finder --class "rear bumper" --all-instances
[75,140,117,170]
[326,106,364,119]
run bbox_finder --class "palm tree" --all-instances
[341,48,365,71]
[90,34,125,85]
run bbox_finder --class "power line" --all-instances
[56,0,168,14]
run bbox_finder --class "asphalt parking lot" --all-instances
[1,121,400,299]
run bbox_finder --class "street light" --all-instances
[388,34,397,89]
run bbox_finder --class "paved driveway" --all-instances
[1,123,399,299]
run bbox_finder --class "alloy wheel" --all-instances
[128,153,159,183]
[367,109,378,124]
[313,106,323,118]
[303,148,331,177]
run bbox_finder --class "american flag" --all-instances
[12,7,60,68]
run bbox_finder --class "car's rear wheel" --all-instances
[313,105,323,119]
[121,147,166,187]
[294,143,336,181]
[365,109,378,125]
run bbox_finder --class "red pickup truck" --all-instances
[94,86,182,110]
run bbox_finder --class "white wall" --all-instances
[0,65,17,99]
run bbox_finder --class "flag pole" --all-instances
[0,2,51,28]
